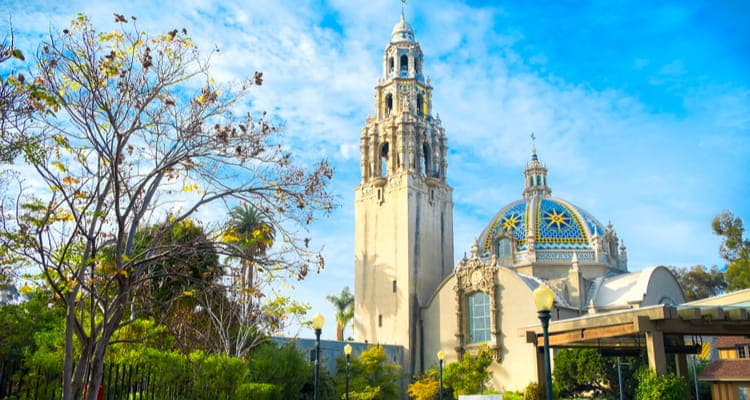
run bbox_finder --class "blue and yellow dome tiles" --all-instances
[481,197,605,254]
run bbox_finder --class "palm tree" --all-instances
[226,204,276,289]
[326,287,354,341]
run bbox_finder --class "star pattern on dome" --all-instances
[502,212,522,231]
[544,209,570,230]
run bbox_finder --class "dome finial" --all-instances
[401,0,407,20]
[530,132,538,161]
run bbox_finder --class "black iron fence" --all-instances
[0,360,235,400]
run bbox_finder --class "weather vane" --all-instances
[401,0,407,18]
[530,132,537,156]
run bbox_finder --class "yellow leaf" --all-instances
[19,283,33,296]
[61,176,80,185]
[51,161,67,172]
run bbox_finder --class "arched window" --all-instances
[388,57,394,73]
[529,176,534,187]
[536,176,541,186]
[400,55,408,72]
[385,94,393,116]
[415,58,421,74]
[468,292,491,343]
[417,94,424,116]
[380,142,389,177]
[496,237,511,260]
[422,142,430,176]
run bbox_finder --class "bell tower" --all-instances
[353,10,454,374]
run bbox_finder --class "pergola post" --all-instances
[645,330,667,375]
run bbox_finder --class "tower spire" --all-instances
[401,0,407,20]
[523,132,551,199]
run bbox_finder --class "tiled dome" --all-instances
[478,196,605,254]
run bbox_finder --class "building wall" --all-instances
[421,267,543,392]
[354,172,453,374]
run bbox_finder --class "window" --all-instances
[739,386,749,400]
[385,93,393,116]
[392,280,397,293]
[388,57,394,72]
[536,175,541,185]
[417,94,424,116]
[496,238,511,260]
[738,345,749,359]
[378,314,383,327]
[400,55,408,72]
[422,142,430,175]
[380,142,389,177]
[468,292,491,343]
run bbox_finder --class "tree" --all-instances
[336,345,402,400]
[0,13,333,400]
[553,348,607,397]
[442,346,494,398]
[712,211,750,290]
[327,286,354,341]
[669,265,727,301]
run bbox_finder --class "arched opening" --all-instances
[422,142,431,176]
[388,57,394,73]
[380,142,389,177]
[400,55,408,72]
[529,176,534,187]
[385,93,393,116]
[417,94,424,116]
[415,58,421,74]
[467,291,491,343]
[536,175,541,186]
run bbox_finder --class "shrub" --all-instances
[407,371,439,400]
[502,391,524,400]
[234,383,280,400]
[635,369,688,400]
[524,383,542,400]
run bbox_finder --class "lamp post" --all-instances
[344,344,352,400]
[437,350,445,400]
[533,284,554,400]
[312,313,325,400]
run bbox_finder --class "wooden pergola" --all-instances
[524,304,750,384]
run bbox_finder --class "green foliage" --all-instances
[191,351,249,398]
[670,264,727,301]
[407,370,439,400]
[0,292,64,360]
[502,391,524,400]
[442,346,494,398]
[247,342,313,399]
[712,210,750,290]
[553,348,607,396]
[635,369,688,400]
[337,345,401,400]
[234,383,280,400]
[523,383,542,400]
[726,258,750,291]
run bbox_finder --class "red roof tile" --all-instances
[699,359,750,381]
[714,336,750,349]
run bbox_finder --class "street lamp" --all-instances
[437,350,445,400]
[344,344,353,400]
[312,313,325,400]
[533,284,554,400]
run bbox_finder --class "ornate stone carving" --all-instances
[454,247,502,361]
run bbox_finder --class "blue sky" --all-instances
[3,0,749,340]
